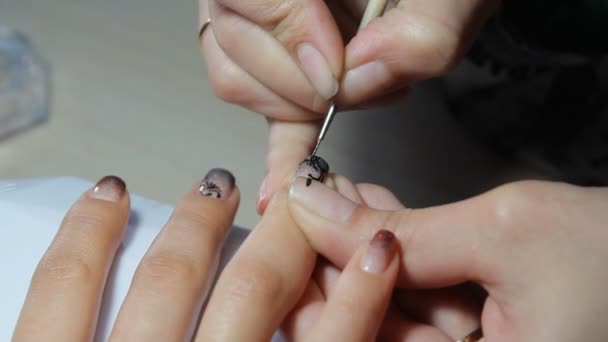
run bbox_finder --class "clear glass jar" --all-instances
[0,27,49,140]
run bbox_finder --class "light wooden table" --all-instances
[0,0,543,228]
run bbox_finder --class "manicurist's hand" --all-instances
[13,170,239,341]
[197,0,499,213]
[285,175,483,341]
[288,177,608,341]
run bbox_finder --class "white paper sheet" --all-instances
[0,177,285,341]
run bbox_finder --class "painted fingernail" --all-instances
[289,177,357,223]
[91,175,127,202]
[256,175,269,214]
[341,61,391,102]
[295,155,329,186]
[297,43,339,100]
[199,168,235,199]
[361,230,397,274]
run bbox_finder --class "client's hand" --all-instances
[195,157,400,341]
[12,165,403,342]
[13,170,239,341]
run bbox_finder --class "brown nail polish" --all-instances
[295,155,329,186]
[91,175,126,202]
[199,168,235,199]
[361,229,397,273]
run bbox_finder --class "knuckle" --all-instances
[257,0,300,32]
[392,13,461,76]
[488,180,551,235]
[268,2,306,49]
[224,260,284,305]
[34,254,93,284]
[137,253,197,285]
[208,62,248,104]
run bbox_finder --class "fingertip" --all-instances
[261,120,320,215]
[360,229,400,275]
[256,193,269,215]
[256,176,270,215]
[87,175,128,204]
[332,174,364,204]
[288,177,358,224]
[307,230,400,341]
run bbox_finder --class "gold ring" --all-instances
[456,327,483,342]
[198,18,211,40]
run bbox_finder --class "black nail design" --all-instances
[295,155,329,186]
[199,168,235,199]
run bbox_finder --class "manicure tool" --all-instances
[311,0,389,156]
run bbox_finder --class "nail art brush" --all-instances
[311,0,388,157]
[311,102,336,156]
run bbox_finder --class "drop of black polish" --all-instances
[306,178,312,187]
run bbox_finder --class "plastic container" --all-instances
[0,27,49,139]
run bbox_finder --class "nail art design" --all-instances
[199,168,235,199]
[91,175,127,202]
[295,155,329,186]
[361,229,397,273]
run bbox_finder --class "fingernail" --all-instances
[289,177,357,223]
[342,61,391,101]
[361,230,397,274]
[297,43,339,100]
[294,155,329,186]
[199,168,235,199]
[256,175,269,214]
[91,175,127,202]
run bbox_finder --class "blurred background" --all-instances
[0,0,550,228]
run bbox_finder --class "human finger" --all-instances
[288,176,503,288]
[257,121,320,214]
[338,0,499,105]
[13,176,130,341]
[209,0,344,111]
[195,155,331,341]
[110,170,238,341]
[396,285,484,340]
[199,14,320,121]
[306,230,400,341]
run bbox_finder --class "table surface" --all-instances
[0,0,545,228]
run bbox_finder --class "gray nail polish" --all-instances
[199,168,235,199]
[295,155,329,186]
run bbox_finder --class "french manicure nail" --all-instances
[91,175,127,202]
[361,230,397,274]
[289,177,357,223]
[342,61,391,100]
[294,155,329,186]
[199,168,235,199]
[297,43,339,100]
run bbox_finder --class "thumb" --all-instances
[287,176,502,288]
[338,0,499,105]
